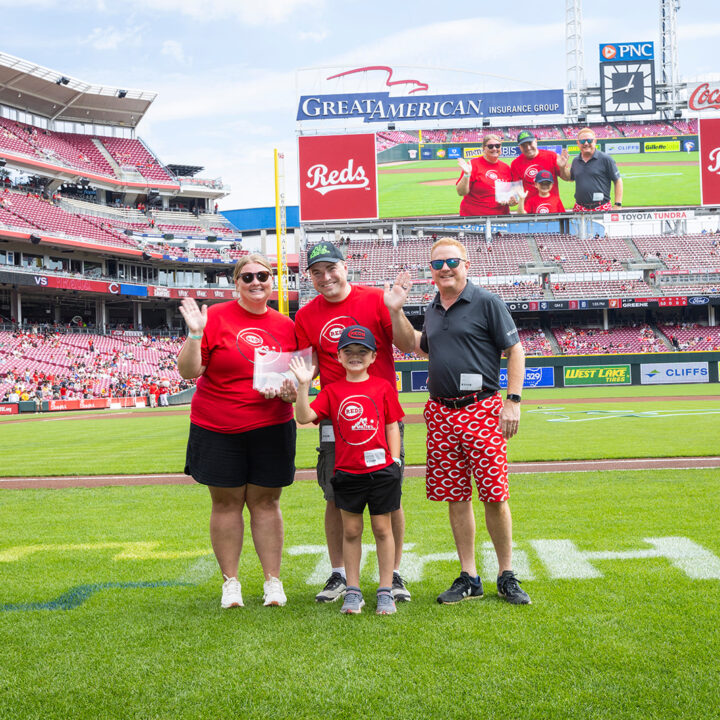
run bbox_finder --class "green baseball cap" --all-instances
[307,242,345,267]
[517,131,536,145]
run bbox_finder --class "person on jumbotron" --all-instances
[510,130,569,212]
[294,241,413,605]
[456,134,516,216]
[386,237,532,606]
[570,128,623,212]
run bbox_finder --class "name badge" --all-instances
[592,192,604,202]
[364,449,386,467]
[321,425,335,442]
[459,373,483,391]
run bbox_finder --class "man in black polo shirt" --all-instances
[387,237,531,605]
[570,127,623,212]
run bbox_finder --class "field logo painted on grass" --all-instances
[527,408,720,423]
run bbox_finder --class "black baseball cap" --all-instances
[535,170,554,184]
[337,325,376,351]
[307,241,345,267]
[517,131,536,145]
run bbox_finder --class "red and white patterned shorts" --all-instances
[424,394,509,503]
[572,201,612,212]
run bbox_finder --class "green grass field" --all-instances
[2,384,719,719]
[377,151,701,217]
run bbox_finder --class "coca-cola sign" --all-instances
[688,82,720,112]
[298,133,378,221]
[699,118,720,206]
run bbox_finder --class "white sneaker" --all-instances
[221,575,244,609]
[263,576,287,607]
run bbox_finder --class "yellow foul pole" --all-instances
[274,149,289,315]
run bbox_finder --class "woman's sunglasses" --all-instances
[430,258,464,270]
[578,138,594,145]
[239,271,271,283]
[485,143,501,149]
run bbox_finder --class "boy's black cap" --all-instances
[307,241,345,267]
[337,325,376,351]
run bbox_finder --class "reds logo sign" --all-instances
[236,328,282,364]
[299,133,378,221]
[699,118,720,206]
[707,147,720,174]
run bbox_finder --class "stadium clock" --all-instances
[600,61,656,116]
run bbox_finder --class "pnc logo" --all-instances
[601,45,617,60]
[306,160,369,195]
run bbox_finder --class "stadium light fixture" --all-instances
[482,119,490,127]
[578,114,587,124]
[117,90,127,99]
[30,234,42,244]
[56,76,70,86]
[0,159,6,167]
[387,123,396,131]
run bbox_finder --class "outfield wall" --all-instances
[395,351,720,392]
[377,135,699,163]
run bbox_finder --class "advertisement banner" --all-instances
[411,370,429,392]
[578,299,610,309]
[682,140,696,152]
[421,148,433,159]
[435,149,446,159]
[407,148,418,160]
[395,371,403,392]
[640,362,709,385]
[688,82,720,113]
[298,133,378,222]
[297,89,564,123]
[564,364,631,386]
[448,147,461,159]
[599,42,654,62]
[644,140,680,153]
[603,209,695,222]
[463,147,482,159]
[500,146,521,158]
[605,142,641,154]
[500,367,554,389]
[0,403,19,415]
[699,117,720,206]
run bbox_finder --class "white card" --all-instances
[459,373,483,391]
[321,425,335,442]
[592,192,604,202]
[364,448,386,467]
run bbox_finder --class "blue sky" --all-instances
[1,0,718,210]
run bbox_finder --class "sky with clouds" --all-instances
[1,0,718,210]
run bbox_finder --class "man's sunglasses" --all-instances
[485,143,501,149]
[239,271,272,283]
[430,258,465,270]
[578,138,594,145]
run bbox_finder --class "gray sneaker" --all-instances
[340,587,364,614]
[391,572,411,602]
[437,572,484,604]
[376,590,396,615]
[497,570,532,605]
[315,572,347,603]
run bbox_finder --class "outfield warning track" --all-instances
[2,456,719,489]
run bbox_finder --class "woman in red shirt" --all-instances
[178,253,296,610]
[456,134,514,216]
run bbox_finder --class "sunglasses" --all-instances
[578,138,594,145]
[485,143,501,149]
[239,271,271,283]
[430,258,465,270]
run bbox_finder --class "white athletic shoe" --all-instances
[221,575,244,609]
[263,576,287,607]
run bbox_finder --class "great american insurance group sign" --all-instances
[297,89,564,123]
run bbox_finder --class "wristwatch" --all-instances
[614,202,622,207]
[506,394,522,403]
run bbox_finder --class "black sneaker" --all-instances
[436,572,484,604]
[392,572,411,603]
[497,570,531,605]
[315,572,347,603]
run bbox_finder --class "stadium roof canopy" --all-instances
[0,51,156,128]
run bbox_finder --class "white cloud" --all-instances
[161,40,189,65]
[82,26,143,51]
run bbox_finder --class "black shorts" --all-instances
[185,421,296,488]
[331,463,402,516]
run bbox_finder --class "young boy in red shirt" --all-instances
[290,325,403,615]
[519,169,566,214]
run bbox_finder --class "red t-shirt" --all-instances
[510,149,561,208]
[191,301,296,433]
[310,376,404,474]
[457,156,511,216]
[294,284,396,388]
[524,194,566,214]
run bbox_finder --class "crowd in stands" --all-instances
[553,324,667,355]
[0,328,194,403]
[376,118,698,151]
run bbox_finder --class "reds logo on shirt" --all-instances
[537,204,551,214]
[524,165,540,182]
[319,315,359,355]
[337,395,380,446]
[485,170,499,180]
[236,328,282,364]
